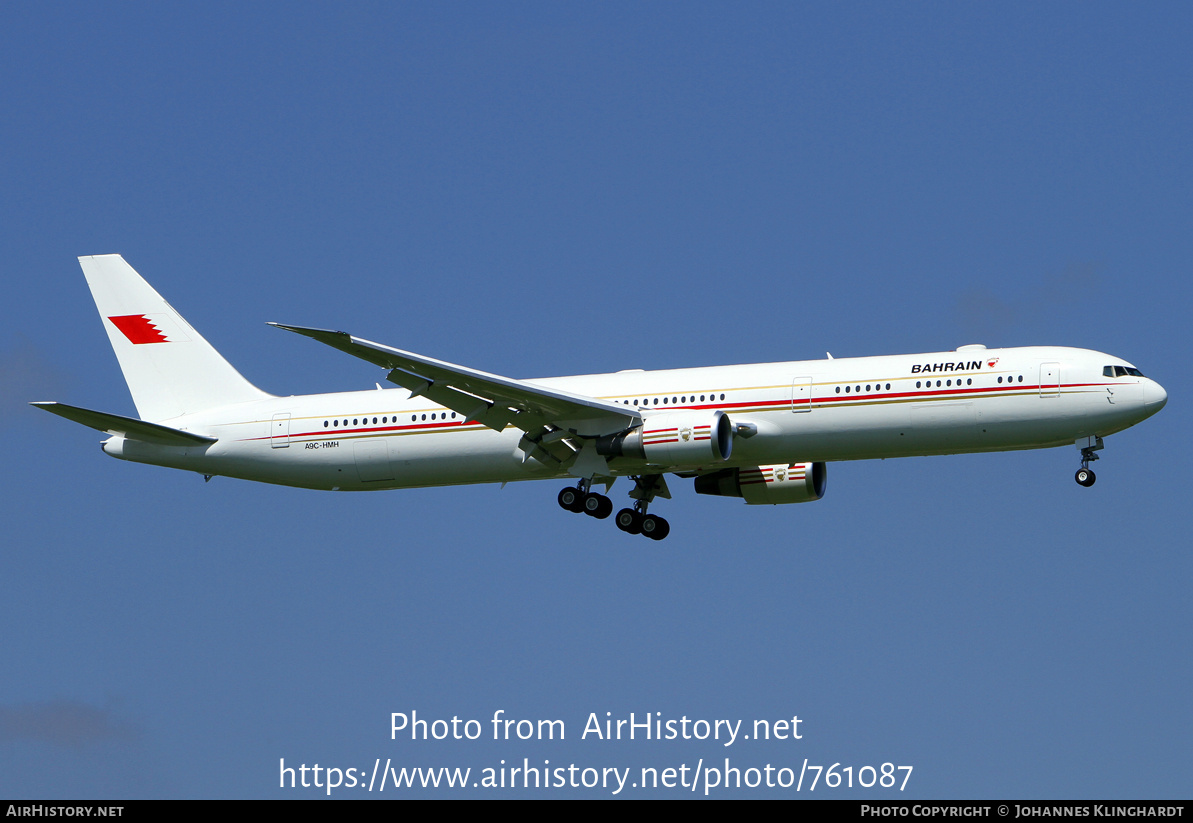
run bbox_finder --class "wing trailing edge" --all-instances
[267,323,641,438]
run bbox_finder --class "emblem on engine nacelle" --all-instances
[637,410,733,465]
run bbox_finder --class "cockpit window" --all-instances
[1105,365,1145,378]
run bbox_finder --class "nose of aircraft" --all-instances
[1144,379,1168,411]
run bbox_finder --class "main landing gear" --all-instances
[557,474,670,540]
[613,506,670,541]
[1074,435,1104,487]
[557,479,614,520]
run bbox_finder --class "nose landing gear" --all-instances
[1074,435,1104,487]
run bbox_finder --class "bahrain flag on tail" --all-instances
[106,314,182,344]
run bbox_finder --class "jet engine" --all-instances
[596,410,733,465]
[694,462,827,505]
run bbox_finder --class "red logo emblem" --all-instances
[987,357,999,368]
[108,315,169,344]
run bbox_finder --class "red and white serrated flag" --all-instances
[107,314,190,345]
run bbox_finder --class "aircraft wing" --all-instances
[269,323,640,469]
[31,402,217,446]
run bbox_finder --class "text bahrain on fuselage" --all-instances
[32,255,1167,541]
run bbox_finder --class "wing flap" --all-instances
[31,402,216,446]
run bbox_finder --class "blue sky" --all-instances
[2,3,1189,798]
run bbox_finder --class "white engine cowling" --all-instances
[597,410,733,465]
[694,462,827,505]
[639,410,733,464]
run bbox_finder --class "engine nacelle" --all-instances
[597,410,733,465]
[694,462,827,505]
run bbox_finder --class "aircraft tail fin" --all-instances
[78,255,272,422]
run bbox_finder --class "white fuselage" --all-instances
[101,345,1166,492]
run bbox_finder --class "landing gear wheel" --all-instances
[583,493,613,519]
[558,487,584,512]
[1075,438,1103,488]
[615,508,642,534]
[640,514,670,541]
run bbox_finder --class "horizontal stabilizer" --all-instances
[31,402,216,446]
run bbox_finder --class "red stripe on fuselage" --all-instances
[242,381,1111,443]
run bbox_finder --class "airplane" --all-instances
[33,255,1167,541]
